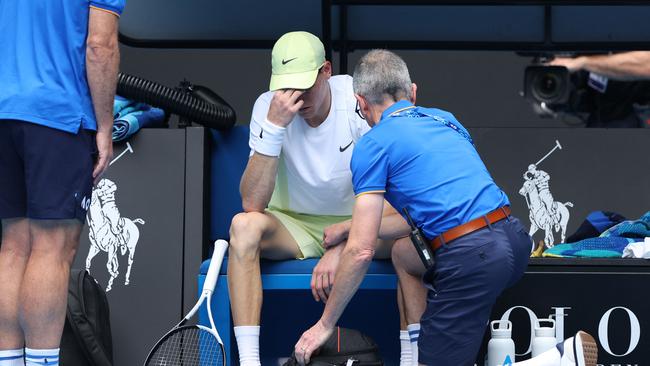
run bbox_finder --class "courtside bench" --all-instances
[199,127,400,364]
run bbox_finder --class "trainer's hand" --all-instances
[295,320,333,365]
[322,221,351,249]
[267,90,304,127]
[93,130,113,184]
[547,56,586,73]
[311,245,343,303]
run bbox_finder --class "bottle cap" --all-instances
[491,320,512,338]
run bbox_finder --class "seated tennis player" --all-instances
[227,32,421,366]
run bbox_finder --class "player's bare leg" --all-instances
[0,218,30,350]
[21,219,81,348]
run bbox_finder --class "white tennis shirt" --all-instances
[249,75,369,216]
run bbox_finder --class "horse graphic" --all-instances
[86,178,145,292]
[519,178,573,247]
[519,140,574,249]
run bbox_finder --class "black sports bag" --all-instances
[60,269,113,366]
[284,327,383,366]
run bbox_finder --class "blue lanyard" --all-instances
[388,106,417,117]
[388,106,474,145]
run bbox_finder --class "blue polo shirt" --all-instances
[0,0,126,134]
[351,100,509,239]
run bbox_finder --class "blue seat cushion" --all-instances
[200,257,396,275]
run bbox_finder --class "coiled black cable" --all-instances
[117,73,236,130]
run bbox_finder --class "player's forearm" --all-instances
[378,213,411,240]
[240,153,279,212]
[331,205,404,248]
[581,52,650,81]
[329,214,406,249]
[320,241,375,328]
[86,34,119,135]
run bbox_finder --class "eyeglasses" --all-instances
[355,100,365,120]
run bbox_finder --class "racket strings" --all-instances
[147,327,224,366]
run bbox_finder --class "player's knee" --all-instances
[229,212,266,252]
[391,237,411,269]
[29,221,81,257]
[0,239,31,260]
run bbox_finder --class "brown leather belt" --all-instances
[430,206,511,252]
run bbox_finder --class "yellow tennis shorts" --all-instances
[266,207,351,259]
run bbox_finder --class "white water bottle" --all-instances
[486,320,515,366]
[532,318,557,357]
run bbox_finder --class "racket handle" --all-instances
[204,239,229,293]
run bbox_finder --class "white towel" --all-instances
[622,237,650,259]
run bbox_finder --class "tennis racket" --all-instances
[144,239,229,366]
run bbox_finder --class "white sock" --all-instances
[407,323,420,366]
[25,347,59,366]
[234,325,261,366]
[0,349,24,366]
[399,330,413,366]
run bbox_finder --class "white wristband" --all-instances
[253,118,286,157]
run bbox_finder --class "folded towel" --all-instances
[113,95,132,117]
[543,237,635,258]
[544,211,650,258]
[112,95,166,142]
[622,237,650,259]
[565,211,626,243]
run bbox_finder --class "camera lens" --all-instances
[540,75,557,95]
[535,73,560,99]
[524,65,570,111]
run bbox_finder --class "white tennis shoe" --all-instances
[560,331,598,366]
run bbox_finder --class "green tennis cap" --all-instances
[269,31,326,91]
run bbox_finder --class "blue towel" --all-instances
[544,211,650,258]
[565,211,626,243]
[113,95,133,116]
[112,95,166,141]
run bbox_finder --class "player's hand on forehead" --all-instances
[274,89,304,103]
[268,89,304,126]
[278,88,306,95]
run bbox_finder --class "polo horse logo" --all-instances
[519,178,573,247]
[519,140,573,248]
[85,146,145,291]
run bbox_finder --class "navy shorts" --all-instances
[418,215,532,366]
[0,120,96,222]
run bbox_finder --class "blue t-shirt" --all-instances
[0,0,126,133]
[351,100,510,239]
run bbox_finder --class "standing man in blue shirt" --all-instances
[294,50,598,366]
[0,1,124,365]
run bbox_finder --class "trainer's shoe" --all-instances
[560,331,598,366]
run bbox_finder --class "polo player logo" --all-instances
[85,143,144,292]
[519,140,573,248]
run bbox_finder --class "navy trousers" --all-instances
[418,215,531,365]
